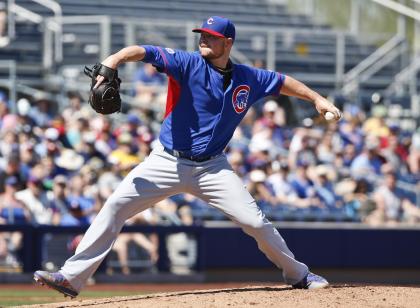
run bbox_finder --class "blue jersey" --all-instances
[142,45,285,157]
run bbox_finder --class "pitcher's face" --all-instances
[199,32,230,60]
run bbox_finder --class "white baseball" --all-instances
[324,112,335,121]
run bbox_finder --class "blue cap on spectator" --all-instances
[5,176,18,186]
[127,114,141,125]
[193,16,236,41]
[0,91,6,102]
[297,159,310,167]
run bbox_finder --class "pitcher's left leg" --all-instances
[192,157,308,285]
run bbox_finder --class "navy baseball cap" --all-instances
[193,16,235,41]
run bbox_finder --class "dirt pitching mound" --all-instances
[18,285,420,308]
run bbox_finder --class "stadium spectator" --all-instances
[62,92,90,123]
[34,127,62,159]
[350,135,386,184]
[0,156,26,194]
[48,175,75,226]
[54,149,84,176]
[0,175,31,268]
[289,160,322,209]
[0,130,19,161]
[312,165,340,210]
[288,126,321,169]
[339,117,364,153]
[253,100,286,148]
[266,160,313,208]
[15,175,53,225]
[408,128,420,175]
[67,174,95,224]
[366,170,420,225]
[362,104,390,138]
[109,133,141,173]
[247,169,276,208]
[110,210,158,275]
[133,63,166,105]
[28,97,54,128]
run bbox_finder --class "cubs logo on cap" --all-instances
[192,16,236,41]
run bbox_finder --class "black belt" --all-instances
[163,147,218,162]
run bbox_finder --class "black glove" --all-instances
[84,63,121,114]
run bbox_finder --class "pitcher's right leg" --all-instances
[36,149,183,293]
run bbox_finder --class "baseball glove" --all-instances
[84,63,121,114]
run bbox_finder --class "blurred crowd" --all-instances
[0,63,419,272]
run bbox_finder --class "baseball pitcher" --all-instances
[34,16,341,298]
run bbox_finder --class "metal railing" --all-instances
[385,55,420,95]
[342,34,406,95]
[7,0,62,64]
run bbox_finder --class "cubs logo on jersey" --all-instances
[232,85,250,114]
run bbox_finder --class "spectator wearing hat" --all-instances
[54,149,85,175]
[289,160,322,209]
[312,165,340,210]
[27,97,55,128]
[67,175,95,224]
[15,175,53,225]
[0,156,27,194]
[109,133,141,174]
[247,137,273,171]
[34,127,62,159]
[253,100,287,149]
[362,104,390,138]
[78,132,106,163]
[350,135,386,184]
[19,141,39,179]
[246,168,276,209]
[49,175,75,226]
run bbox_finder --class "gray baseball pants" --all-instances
[60,146,309,291]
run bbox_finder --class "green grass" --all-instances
[0,289,148,307]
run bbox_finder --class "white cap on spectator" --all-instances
[55,149,84,170]
[263,100,278,113]
[17,98,31,116]
[45,127,59,141]
[249,169,266,182]
[249,137,272,153]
